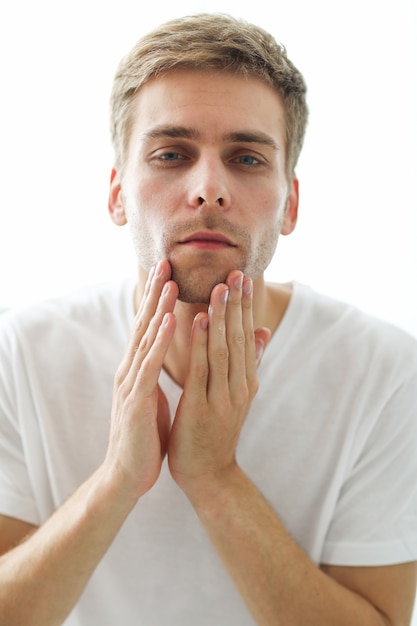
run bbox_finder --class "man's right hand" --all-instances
[0,261,178,626]
[104,260,178,500]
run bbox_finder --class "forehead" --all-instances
[128,69,287,146]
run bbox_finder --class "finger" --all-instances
[241,275,258,390]
[131,312,176,398]
[136,264,155,318]
[117,261,175,386]
[182,312,209,401]
[207,283,230,398]
[117,263,164,381]
[134,260,172,340]
[125,280,178,391]
[224,271,246,394]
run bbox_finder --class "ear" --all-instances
[108,168,127,226]
[281,176,299,236]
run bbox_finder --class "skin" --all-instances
[110,71,297,308]
[0,70,416,626]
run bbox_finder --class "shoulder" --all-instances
[293,282,416,353]
[268,281,417,390]
[0,279,136,362]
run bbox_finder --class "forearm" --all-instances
[0,465,136,626]
[0,263,177,626]
[188,466,389,626]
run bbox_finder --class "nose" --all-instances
[187,154,231,210]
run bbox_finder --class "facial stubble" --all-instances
[127,209,282,305]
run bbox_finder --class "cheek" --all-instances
[257,191,286,228]
[136,176,179,220]
[247,192,287,253]
[134,177,156,207]
[268,185,290,225]
[125,178,164,223]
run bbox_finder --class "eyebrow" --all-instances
[225,131,280,151]
[141,126,280,151]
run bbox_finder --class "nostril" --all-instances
[198,196,224,206]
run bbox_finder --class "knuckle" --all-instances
[228,293,241,307]
[236,383,250,402]
[195,362,209,383]
[138,334,150,354]
[121,393,135,414]
[134,316,145,333]
[232,332,245,347]
[135,356,152,381]
[245,333,255,349]
[215,347,229,364]
[115,377,132,401]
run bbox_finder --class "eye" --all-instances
[159,151,186,162]
[150,150,190,168]
[232,154,261,166]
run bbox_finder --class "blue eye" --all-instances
[234,155,260,165]
[160,152,182,161]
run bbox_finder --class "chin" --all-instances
[176,285,212,305]
[171,265,228,305]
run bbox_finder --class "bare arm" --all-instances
[0,261,178,626]
[188,467,416,625]
[169,270,417,626]
[0,467,138,626]
[0,515,37,554]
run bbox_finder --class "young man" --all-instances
[0,13,416,626]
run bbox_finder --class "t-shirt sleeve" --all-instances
[0,316,40,525]
[321,367,417,566]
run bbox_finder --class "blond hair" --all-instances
[110,13,308,178]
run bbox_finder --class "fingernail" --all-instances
[155,261,164,277]
[200,315,209,330]
[222,288,229,303]
[234,274,243,290]
[243,277,253,295]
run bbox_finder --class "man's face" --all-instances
[109,70,298,304]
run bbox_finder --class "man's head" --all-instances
[110,13,308,181]
[108,14,306,304]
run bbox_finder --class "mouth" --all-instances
[178,231,237,251]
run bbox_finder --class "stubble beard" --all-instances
[170,261,235,304]
[129,213,281,305]
[169,235,280,304]
[163,216,250,304]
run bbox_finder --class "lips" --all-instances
[179,231,236,246]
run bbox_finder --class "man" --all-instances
[0,13,416,626]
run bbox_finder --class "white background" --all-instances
[0,0,416,620]
[0,0,416,339]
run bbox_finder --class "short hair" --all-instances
[110,13,308,179]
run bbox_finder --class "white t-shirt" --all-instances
[1,279,417,626]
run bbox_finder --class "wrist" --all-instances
[181,463,247,518]
[92,461,143,516]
